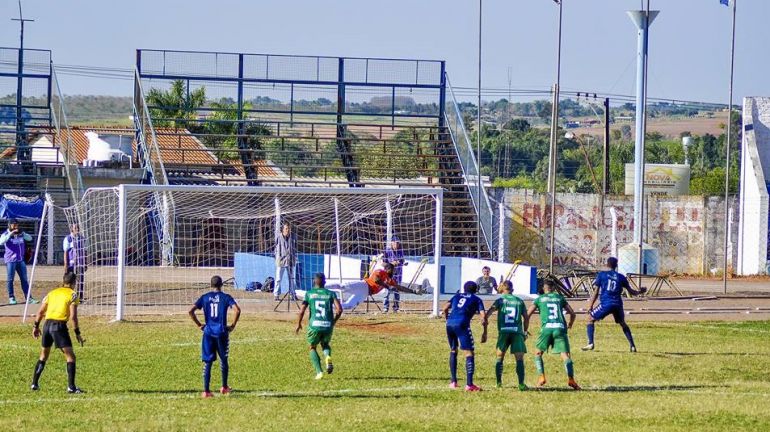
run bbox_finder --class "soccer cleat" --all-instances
[67,386,85,394]
[201,391,213,398]
[630,346,637,353]
[325,357,334,374]
[581,343,595,351]
[567,378,581,391]
[220,386,232,395]
[30,384,39,391]
[26,297,39,305]
[273,297,281,302]
[536,375,547,387]
[464,384,482,392]
[449,381,458,389]
[315,372,324,380]
[8,298,17,305]
[518,383,528,392]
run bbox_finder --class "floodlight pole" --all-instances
[476,0,482,259]
[547,0,563,274]
[12,0,34,164]
[723,0,737,294]
[627,7,657,277]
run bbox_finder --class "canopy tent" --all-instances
[0,195,45,221]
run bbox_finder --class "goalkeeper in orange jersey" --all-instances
[327,263,423,310]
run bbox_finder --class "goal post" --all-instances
[62,184,443,320]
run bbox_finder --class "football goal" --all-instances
[60,184,443,319]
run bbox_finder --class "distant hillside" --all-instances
[64,95,133,126]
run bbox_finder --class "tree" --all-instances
[145,80,206,129]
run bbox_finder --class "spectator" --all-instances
[475,266,497,295]
[63,223,87,300]
[383,236,406,313]
[274,222,297,301]
[0,218,38,305]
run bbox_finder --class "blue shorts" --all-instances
[590,303,625,323]
[201,333,229,362]
[446,323,475,351]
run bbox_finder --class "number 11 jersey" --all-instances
[195,291,237,337]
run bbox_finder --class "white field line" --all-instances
[0,384,448,405]
[1,386,769,406]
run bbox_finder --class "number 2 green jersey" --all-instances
[533,292,568,330]
[492,294,527,334]
[304,288,338,331]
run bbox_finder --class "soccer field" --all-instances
[1,315,768,431]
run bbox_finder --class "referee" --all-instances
[31,272,85,393]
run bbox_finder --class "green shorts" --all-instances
[535,328,570,354]
[306,328,333,347]
[496,332,527,354]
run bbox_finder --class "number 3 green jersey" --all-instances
[492,294,527,334]
[304,288,338,331]
[533,292,568,330]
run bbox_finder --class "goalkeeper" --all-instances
[328,263,423,310]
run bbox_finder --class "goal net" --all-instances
[60,185,443,319]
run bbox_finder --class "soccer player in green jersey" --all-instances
[296,273,343,380]
[483,280,529,391]
[526,280,580,390]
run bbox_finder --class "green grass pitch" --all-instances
[1,316,769,431]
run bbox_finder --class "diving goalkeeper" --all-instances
[328,263,424,310]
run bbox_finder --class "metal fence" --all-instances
[136,49,445,126]
[50,65,83,201]
[443,74,495,258]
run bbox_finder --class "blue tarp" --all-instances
[0,195,44,220]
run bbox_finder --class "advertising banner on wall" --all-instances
[624,164,690,196]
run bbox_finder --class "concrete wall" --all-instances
[491,189,738,275]
[738,97,770,275]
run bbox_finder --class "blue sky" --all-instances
[0,0,766,104]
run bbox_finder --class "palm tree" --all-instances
[145,80,206,129]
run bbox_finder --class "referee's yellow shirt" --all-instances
[43,287,79,321]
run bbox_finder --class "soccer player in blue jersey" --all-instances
[442,281,487,392]
[189,276,241,398]
[582,257,645,353]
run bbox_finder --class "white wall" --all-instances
[738,97,770,275]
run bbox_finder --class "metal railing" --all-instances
[443,73,494,257]
[50,65,83,201]
[133,68,169,186]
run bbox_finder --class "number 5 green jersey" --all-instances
[533,292,568,330]
[304,288,338,331]
[492,294,527,334]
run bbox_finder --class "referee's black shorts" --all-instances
[41,320,73,349]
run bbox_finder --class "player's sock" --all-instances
[621,324,636,348]
[495,359,503,385]
[449,351,458,383]
[564,358,574,379]
[587,323,595,345]
[66,361,76,390]
[32,360,46,386]
[323,347,331,358]
[221,358,229,389]
[310,350,323,374]
[465,356,475,387]
[534,356,544,375]
[202,362,213,392]
[515,359,525,386]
